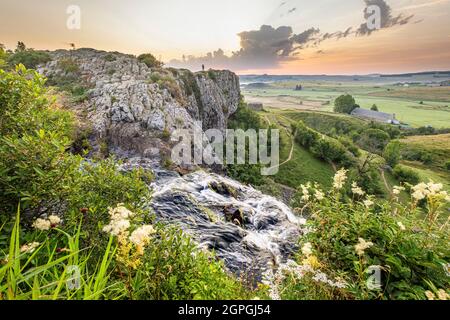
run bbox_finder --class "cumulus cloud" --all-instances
[168,25,320,70]
[168,0,415,71]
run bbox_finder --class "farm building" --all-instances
[351,108,400,125]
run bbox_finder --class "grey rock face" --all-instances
[39,48,240,160]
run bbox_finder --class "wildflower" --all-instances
[363,199,374,208]
[397,221,406,231]
[102,204,134,236]
[333,169,348,190]
[32,218,51,231]
[392,186,405,195]
[314,189,324,201]
[302,255,321,269]
[300,184,310,202]
[437,289,449,300]
[425,290,435,300]
[351,182,365,196]
[20,242,40,254]
[129,225,156,254]
[355,238,374,256]
[301,242,313,256]
[48,215,61,226]
[103,219,130,236]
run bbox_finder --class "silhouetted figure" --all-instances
[202,64,205,71]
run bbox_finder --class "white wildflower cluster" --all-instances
[32,215,61,231]
[103,204,156,256]
[314,189,324,201]
[20,242,40,254]
[351,182,365,196]
[312,271,347,289]
[129,225,156,254]
[363,199,374,208]
[301,242,313,256]
[102,204,135,236]
[411,181,449,202]
[397,221,406,231]
[300,183,311,202]
[392,186,405,196]
[425,289,449,300]
[262,258,347,300]
[354,238,374,256]
[333,169,348,190]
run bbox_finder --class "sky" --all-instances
[0,0,449,74]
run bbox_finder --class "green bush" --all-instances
[7,50,51,70]
[393,165,420,185]
[356,128,390,154]
[446,161,450,171]
[273,171,450,300]
[383,140,401,167]
[138,53,163,69]
[293,121,356,168]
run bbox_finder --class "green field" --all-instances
[243,82,450,128]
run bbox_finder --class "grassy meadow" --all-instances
[243,81,450,128]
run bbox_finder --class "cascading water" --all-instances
[121,157,306,280]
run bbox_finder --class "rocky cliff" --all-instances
[39,48,240,160]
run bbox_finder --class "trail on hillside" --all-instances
[380,169,391,193]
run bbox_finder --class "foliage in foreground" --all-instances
[0,65,256,300]
[265,170,450,300]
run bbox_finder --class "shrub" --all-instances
[7,49,51,70]
[446,161,450,171]
[58,58,79,74]
[103,53,117,62]
[383,140,401,167]
[138,53,163,69]
[273,171,450,300]
[356,128,390,154]
[393,165,420,185]
[334,94,357,114]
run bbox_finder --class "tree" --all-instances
[138,53,164,68]
[16,41,26,52]
[357,128,390,154]
[383,140,401,167]
[371,104,379,111]
[334,94,357,114]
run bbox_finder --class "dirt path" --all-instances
[380,169,391,193]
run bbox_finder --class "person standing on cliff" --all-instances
[202,64,205,71]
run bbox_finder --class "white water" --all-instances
[149,168,306,279]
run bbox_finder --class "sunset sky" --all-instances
[1,0,449,74]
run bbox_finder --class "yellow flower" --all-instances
[302,255,321,269]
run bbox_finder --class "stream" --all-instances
[121,157,306,280]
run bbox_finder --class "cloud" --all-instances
[355,0,414,36]
[168,0,415,71]
[168,25,320,70]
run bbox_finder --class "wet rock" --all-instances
[209,181,238,198]
[224,205,245,226]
